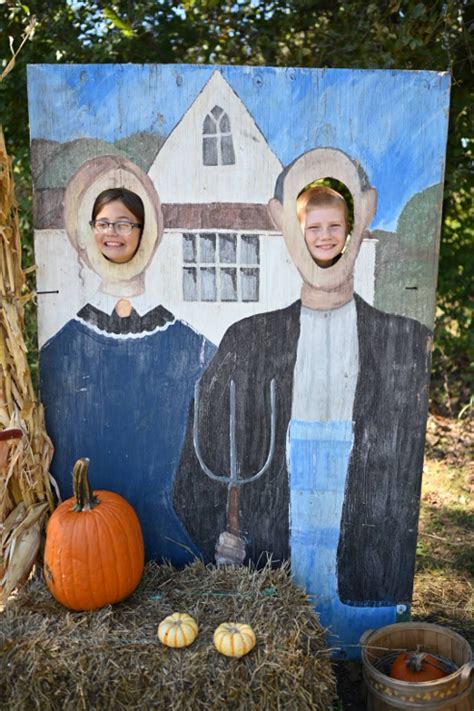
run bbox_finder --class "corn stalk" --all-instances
[0,127,54,601]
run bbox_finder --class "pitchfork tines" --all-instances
[192,378,277,560]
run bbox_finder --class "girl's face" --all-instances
[92,199,142,264]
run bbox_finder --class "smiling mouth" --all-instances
[104,240,125,248]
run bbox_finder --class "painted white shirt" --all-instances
[291,299,359,421]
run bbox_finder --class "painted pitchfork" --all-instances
[193,378,277,566]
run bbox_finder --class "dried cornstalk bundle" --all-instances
[1,559,338,710]
[0,127,54,601]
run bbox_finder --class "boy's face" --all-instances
[302,205,347,267]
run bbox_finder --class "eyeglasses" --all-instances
[89,220,142,236]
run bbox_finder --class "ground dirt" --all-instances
[333,413,473,710]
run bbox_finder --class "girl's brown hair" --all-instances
[92,187,145,228]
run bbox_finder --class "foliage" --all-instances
[0,0,472,411]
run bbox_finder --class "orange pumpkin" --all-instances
[390,651,448,683]
[44,458,144,611]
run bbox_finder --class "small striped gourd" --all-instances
[213,622,256,657]
[158,613,198,648]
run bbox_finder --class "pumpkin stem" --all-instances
[71,458,100,512]
[406,652,428,673]
[406,650,446,676]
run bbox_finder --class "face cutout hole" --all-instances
[296,178,354,269]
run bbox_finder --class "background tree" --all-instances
[1,0,472,412]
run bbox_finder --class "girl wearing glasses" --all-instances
[90,187,144,264]
[40,158,216,566]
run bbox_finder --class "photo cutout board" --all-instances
[28,64,451,658]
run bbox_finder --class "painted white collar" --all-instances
[88,290,153,317]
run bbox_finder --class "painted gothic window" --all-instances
[202,106,235,166]
[183,232,259,302]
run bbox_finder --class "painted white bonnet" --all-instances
[64,155,163,282]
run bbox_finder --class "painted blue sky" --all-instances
[27,64,451,231]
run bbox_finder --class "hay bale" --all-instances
[1,560,337,710]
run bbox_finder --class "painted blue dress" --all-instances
[40,303,216,564]
[289,302,397,659]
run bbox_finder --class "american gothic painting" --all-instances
[28,64,450,657]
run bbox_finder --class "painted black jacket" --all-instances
[173,295,432,605]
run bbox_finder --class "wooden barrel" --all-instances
[361,622,473,710]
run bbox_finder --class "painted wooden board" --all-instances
[27,64,450,658]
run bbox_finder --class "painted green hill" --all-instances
[33,132,164,189]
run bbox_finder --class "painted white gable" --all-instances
[148,70,283,204]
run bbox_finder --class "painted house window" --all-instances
[202,106,235,166]
[183,233,259,302]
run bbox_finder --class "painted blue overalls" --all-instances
[289,301,398,659]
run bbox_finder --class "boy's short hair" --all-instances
[296,185,349,231]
